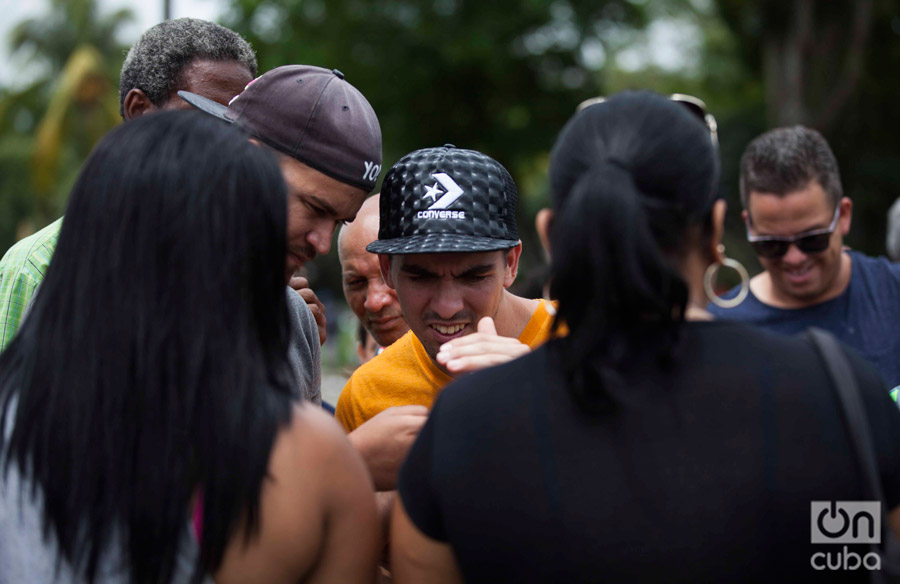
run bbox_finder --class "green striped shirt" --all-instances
[0,218,62,352]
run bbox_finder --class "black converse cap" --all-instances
[367,145,519,255]
[179,65,382,192]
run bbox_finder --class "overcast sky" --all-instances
[0,0,698,91]
[0,0,227,89]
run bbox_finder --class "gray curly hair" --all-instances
[119,18,257,117]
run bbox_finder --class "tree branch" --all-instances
[814,0,873,131]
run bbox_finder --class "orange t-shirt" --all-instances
[335,300,557,432]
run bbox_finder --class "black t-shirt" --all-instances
[397,321,900,583]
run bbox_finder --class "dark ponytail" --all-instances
[550,162,688,411]
[547,91,718,412]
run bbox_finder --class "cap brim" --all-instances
[366,233,519,255]
[178,91,231,122]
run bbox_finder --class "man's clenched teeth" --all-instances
[433,324,465,335]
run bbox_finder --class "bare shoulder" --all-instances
[273,404,375,496]
[284,405,380,584]
[216,404,378,584]
[286,403,356,451]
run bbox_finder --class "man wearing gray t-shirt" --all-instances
[183,65,423,491]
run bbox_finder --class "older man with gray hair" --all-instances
[118,17,256,118]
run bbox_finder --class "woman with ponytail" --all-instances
[392,91,900,582]
[0,111,378,584]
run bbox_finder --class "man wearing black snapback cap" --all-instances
[336,145,557,434]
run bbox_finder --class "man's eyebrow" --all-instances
[458,264,495,276]
[399,262,495,278]
[399,264,437,277]
[307,194,356,222]
[757,220,831,237]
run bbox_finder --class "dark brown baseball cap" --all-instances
[179,65,382,191]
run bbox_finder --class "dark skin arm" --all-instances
[289,275,327,345]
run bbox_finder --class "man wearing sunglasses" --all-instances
[709,126,900,396]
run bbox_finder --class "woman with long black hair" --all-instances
[391,91,900,582]
[0,111,378,583]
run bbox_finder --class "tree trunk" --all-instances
[762,0,872,130]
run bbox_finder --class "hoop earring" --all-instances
[704,256,749,309]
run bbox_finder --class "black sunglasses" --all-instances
[576,93,719,147]
[745,205,841,259]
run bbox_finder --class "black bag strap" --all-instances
[808,328,886,502]
[807,328,900,582]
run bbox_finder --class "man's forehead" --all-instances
[393,251,504,269]
[279,157,366,215]
[176,59,254,103]
[344,211,380,247]
[748,183,832,216]
[747,177,830,205]
[342,250,380,275]
[339,210,380,262]
[747,185,838,237]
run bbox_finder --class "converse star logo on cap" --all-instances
[422,173,464,210]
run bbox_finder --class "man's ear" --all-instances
[535,208,553,260]
[122,88,156,121]
[503,243,523,288]
[378,254,395,289]
[839,196,853,236]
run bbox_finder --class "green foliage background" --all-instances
[3,0,900,318]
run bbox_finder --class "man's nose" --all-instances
[364,280,395,313]
[307,222,335,256]
[782,242,808,264]
[430,282,464,319]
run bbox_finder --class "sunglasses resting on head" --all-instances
[577,93,719,147]
[745,205,841,259]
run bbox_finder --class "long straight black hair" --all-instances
[547,91,719,413]
[0,111,295,583]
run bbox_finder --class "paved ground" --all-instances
[321,372,349,407]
